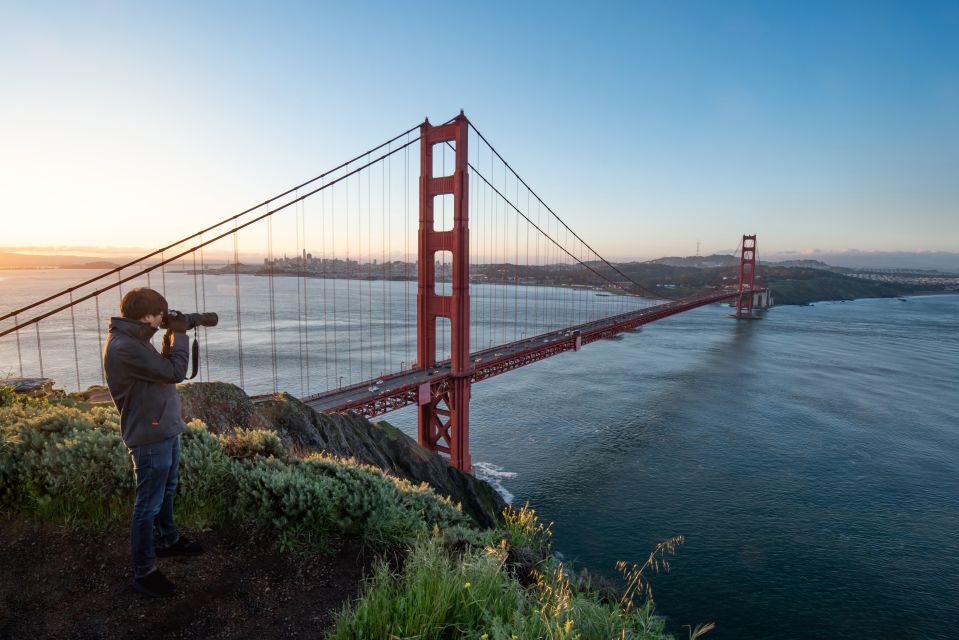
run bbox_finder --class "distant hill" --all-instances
[757,266,932,305]
[766,259,840,271]
[610,261,949,305]
[0,251,118,269]
[765,250,959,272]
[61,261,120,270]
[649,254,739,268]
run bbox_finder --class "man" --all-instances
[103,287,203,598]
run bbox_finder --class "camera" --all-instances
[161,310,219,332]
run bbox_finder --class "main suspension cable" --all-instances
[0,123,423,325]
[1,136,421,339]
[467,121,658,298]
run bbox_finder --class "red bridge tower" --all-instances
[735,234,757,318]
[416,113,472,472]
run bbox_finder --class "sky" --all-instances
[1,0,957,260]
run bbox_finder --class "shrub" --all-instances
[0,394,470,551]
[0,386,15,408]
[219,428,285,459]
[503,501,554,556]
[331,532,675,640]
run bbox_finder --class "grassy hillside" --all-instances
[758,266,926,305]
[612,263,932,305]
[0,388,690,639]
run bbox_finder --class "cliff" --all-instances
[177,382,506,528]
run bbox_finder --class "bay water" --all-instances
[2,269,957,638]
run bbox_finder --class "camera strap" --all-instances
[188,329,200,380]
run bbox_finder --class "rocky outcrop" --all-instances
[177,382,506,529]
[178,382,257,433]
[0,378,56,397]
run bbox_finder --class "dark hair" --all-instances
[120,288,168,320]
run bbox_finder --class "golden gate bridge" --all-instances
[0,112,769,472]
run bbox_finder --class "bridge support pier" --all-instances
[416,113,473,473]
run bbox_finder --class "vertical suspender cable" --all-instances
[35,323,43,378]
[544,205,551,331]
[559,225,573,329]
[524,188,530,338]
[345,174,353,385]
[505,164,511,343]
[267,215,278,393]
[513,178,519,342]
[69,291,80,390]
[469,163,476,352]
[331,183,340,386]
[583,242,590,323]
[546,212,553,330]
[404,138,411,369]
[560,225,566,325]
[490,151,506,346]
[233,222,245,388]
[382,151,389,375]
[356,166,364,380]
[386,146,393,371]
[574,242,581,323]
[561,225,573,328]
[470,166,477,351]
[191,251,202,381]
[367,156,374,377]
[541,201,548,333]
[485,147,492,348]
[160,250,167,297]
[321,181,330,390]
[556,220,563,326]
[492,173,497,342]
[13,313,23,377]
[488,147,494,348]
[199,236,210,381]
[535,200,541,333]
[295,190,305,396]
[93,299,104,384]
[303,198,311,395]
[555,211,562,321]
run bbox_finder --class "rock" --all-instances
[177,382,506,529]
[177,382,255,432]
[81,386,112,404]
[0,377,56,397]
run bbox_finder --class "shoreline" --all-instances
[777,290,958,307]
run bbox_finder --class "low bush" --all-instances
[0,390,468,548]
[219,427,285,459]
[332,506,676,640]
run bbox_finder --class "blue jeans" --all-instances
[128,434,181,578]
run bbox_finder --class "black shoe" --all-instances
[156,535,204,557]
[132,569,176,597]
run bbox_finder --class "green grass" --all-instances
[331,506,677,640]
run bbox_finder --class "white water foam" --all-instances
[472,461,518,505]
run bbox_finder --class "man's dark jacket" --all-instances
[103,317,190,448]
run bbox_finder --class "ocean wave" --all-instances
[472,461,517,504]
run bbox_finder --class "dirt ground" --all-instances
[0,516,377,639]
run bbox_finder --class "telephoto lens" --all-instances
[188,312,218,328]
[162,310,218,331]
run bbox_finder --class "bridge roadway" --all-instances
[297,288,762,419]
